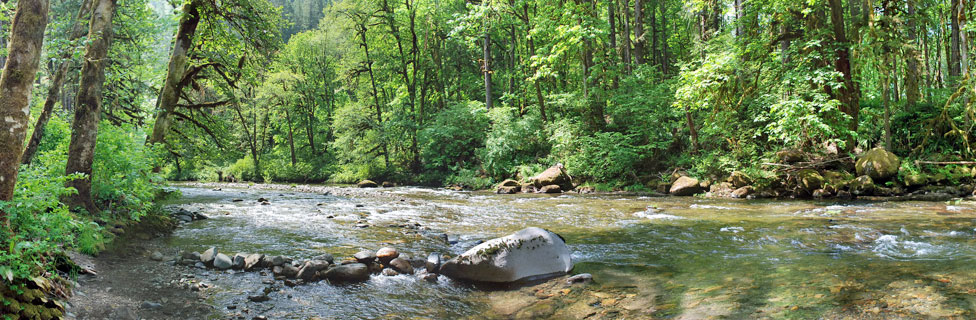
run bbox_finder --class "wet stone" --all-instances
[354,250,377,263]
[389,258,414,275]
[376,247,399,264]
[213,253,233,270]
[244,254,265,271]
[201,247,218,266]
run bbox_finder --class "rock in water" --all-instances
[529,164,574,192]
[539,185,562,194]
[357,180,379,188]
[425,253,442,273]
[354,250,377,264]
[729,171,752,188]
[324,263,370,283]
[856,147,900,181]
[796,169,824,192]
[200,247,218,267]
[297,260,330,281]
[439,227,573,283]
[376,247,399,265]
[496,186,518,194]
[388,258,414,274]
[669,176,703,196]
[213,253,233,270]
[244,254,265,271]
[232,253,247,270]
[731,186,754,199]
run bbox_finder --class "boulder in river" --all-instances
[855,147,900,181]
[496,186,518,194]
[499,179,520,187]
[731,186,754,199]
[273,264,300,279]
[245,254,265,271]
[297,260,330,281]
[388,258,414,275]
[529,164,574,192]
[539,185,562,194]
[729,171,752,188]
[200,247,218,267]
[213,253,233,270]
[669,176,703,196]
[357,180,379,188]
[354,250,377,264]
[439,227,573,283]
[324,263,371,283]
[376,247,399,265]
[232,253,246,270]
[796,169,824,192]
[850,175,875,196]
[382,181,395,188]
[425,253,442,273]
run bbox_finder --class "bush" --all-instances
[480,107,550,179]
[91,124,164,220]
[419,101,489,172]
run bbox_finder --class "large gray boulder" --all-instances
[439,227,573,283]
[856,147,900,181]
[324,263,371,283]
[529,164,574,192]
[213,253,233,270]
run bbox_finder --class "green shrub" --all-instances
[480,106,550,179]
[419,101,490,172]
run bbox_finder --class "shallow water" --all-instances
[163,185,976,319]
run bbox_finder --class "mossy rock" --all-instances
[729,171,752,188]
[776,149,805,164]
[849,175,875,196]
[498,179,520,187]
[796,169,824,192]
[902,172,929,188]
[357,180,378,188]
[855,148,900,181]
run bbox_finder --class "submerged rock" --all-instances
[539,185,562,194]
[669,176,703,196]
[425,253,442,273]
[856,147,900,181]
[439,227,573,283]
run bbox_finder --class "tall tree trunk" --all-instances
[483,18,493,110]
[960,1,969,76]
[620,0,633,72]
[147,0,201,146]
[358,23,389,169]
[64,0,116,214]
[828,0,859,135]
[21,0,94,166]
[904,0,921,106]
[0,0,49,209]
[632,0,645,64]
[951,0,962,77]
[659,1,669,73]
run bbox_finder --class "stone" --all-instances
[708,182,734,197]
[181,251,201,261]
[247,293,270,303]
[850,175,876,196]
[439,227,573,283]
[376,247,399,265]
[388,258,414,274]
[244,254,265,271]
[856,147,901,181]
[200,247,218,267]
[669,176,703,196]
[273,264,300,279]
[812,188,832,199]
[382,181,395,188]
[297,260,330,281]
[499,179,520,187]
[150,251,164,261]
[566,273,593,285]
[539,185,562,194]
[520,183,536,193]
[731,186,754,199]
[312,253,335,264]
[903,172,929,188]
[324,263,371,283]
[270,256,286,267]
[421,273,439,282]
[496,186,518,194]
[529,164,574,192]
[353,250,377,263]
[729,171,752,188]
[381,268,399,276]
[776,149,805,164]
[796,169,824,192]
[232,253,247,270]
[576,186,595,194]
[357,180,379,188]
[213,253,233,270]
[425,253,442,273]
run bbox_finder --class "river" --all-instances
[158,184,976,319]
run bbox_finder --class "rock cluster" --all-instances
[495,164,577,194]
[171,208,208,223]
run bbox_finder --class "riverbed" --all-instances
[77,183,976,319]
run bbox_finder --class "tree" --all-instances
[63,0,117,213]
[0,0,50,207]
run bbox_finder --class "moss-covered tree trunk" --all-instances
[20,0,94,166]
[63,0,116,214]
[147,0,201,146]
[0,0,49,205]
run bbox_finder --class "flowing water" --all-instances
[162,185,976,319]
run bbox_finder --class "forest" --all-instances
[1,0,976,317]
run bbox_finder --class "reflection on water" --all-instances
[162,185,976,319]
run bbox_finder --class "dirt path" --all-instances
[65,225,215,320]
